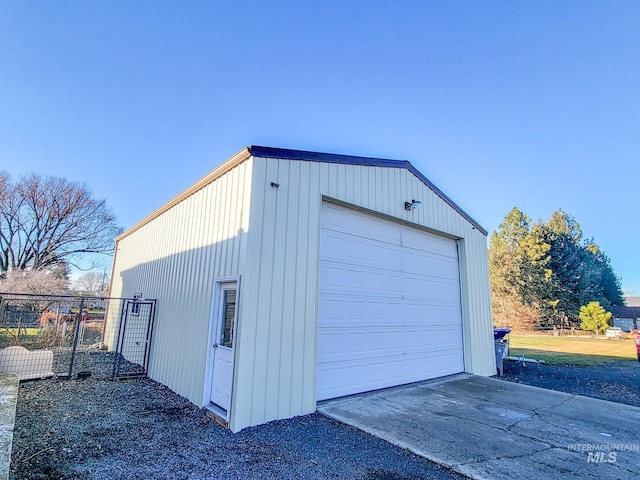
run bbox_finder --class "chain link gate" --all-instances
[112,299,156,378]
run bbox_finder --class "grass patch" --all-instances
[508,334,637,366]
[0,327,41,336]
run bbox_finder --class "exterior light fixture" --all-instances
[404,199,422,211]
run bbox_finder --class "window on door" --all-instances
[131,293,142,316]
[221,289,236,348]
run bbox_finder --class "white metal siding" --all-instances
[317,202,464,400]
[233,156,493,432]
[232,158,321,431]
[109,159,253,406]
[110,151,493,433]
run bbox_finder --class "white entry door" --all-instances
[210,282,238,413]
[317,202,465,401]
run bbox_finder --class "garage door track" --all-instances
[318,374,640,480]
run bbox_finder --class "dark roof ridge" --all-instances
[249,145,487,235]
[612,306,640,316]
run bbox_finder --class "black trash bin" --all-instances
[493,328,511,376]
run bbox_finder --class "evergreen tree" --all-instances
[489,208,624,330]
[541,211,585,324]
[581,241,624,308]
[489,208,550,328]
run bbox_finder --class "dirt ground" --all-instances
[501,359,640,407]
[12,353,639,479]
[11,353,462,480]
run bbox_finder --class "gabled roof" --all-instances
[611,306,640,318]
[249,146,487,235]
[624,296,640,307]
[117,146,486,241]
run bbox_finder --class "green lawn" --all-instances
[508,334,637,366]
[0,327,41,336]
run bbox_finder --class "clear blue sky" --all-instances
[1,2,638,293]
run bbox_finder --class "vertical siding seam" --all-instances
[250,157,276,424]
[232,167,240,274]
[288,161,300,413]
[249,160,268,425]
[264,159,280,421]
[309,162,321,403]
[276,159,291,417]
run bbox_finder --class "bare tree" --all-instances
[0,266,70,295]
[74,271,109,296]
[0,172,122,275]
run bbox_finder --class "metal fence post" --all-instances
[66,296,85,379]
[111,300,128,378]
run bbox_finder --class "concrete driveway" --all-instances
[318,374,640,480]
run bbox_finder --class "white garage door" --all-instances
[317,202,464,401]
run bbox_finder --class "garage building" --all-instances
[109,146,495,432]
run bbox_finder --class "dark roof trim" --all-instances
[611,306,640,317]
[249,145,488,235]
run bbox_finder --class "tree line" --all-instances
[489,207,623,330]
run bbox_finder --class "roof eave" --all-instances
[116,145,488,243]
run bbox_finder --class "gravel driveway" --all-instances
[501,359,640,407]
[11,355,462,480]
[12,354,639,479]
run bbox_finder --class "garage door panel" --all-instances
[323,203,402,244]
[319,321,462,348]
[400,281,461,304]
[321,230,403,270]
[318,325,463,361]
[320,295,418,324]
[318,203,464,401]
[320,294,461,326]
[320,265,406,297]
[318,297,347,322]
[318,330,368,358]
[403,302,464,324]
[402,277,458,293]
[321,232,346,258]
[401,227,457,258]
[402,250,460,278]
[320,266,371,294]
[319,264,347,290]
[318,351,464,400]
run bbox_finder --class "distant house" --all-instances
[624,296,640,307]
[611,306,639,332]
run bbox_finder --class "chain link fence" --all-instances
[0,293,155,381]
